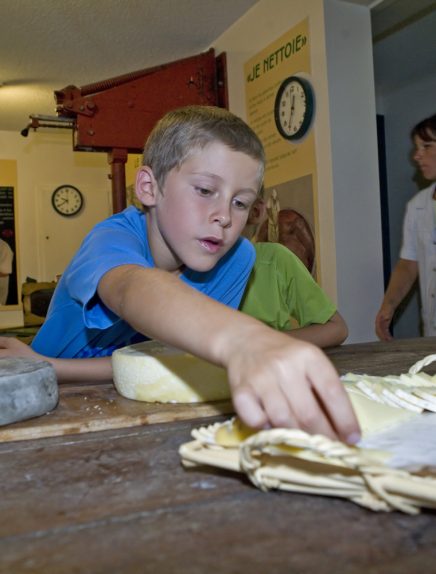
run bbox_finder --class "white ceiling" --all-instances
[0,0,262,132]
[0,0,433,133]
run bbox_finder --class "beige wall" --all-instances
[0,0,385,340]
[214,0,336,293]
[0,130,110,327]
[214,0,384,343]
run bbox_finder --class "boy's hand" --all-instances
[99,265,359,442]
[225,330,360,444]
[0,336,42,360]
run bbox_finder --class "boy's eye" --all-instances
[196,187,213,196]
[233,198,249,210]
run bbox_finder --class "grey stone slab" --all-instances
[0,358,58,425]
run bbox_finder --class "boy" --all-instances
[0,106,359,442]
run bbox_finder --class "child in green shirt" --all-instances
[240,242,348,348]
[241,196,347,348]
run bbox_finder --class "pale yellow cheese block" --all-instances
[346,388,417,437]
[112,342,418,436]
[112,341,231,403]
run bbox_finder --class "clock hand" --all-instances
[289,94,295,129]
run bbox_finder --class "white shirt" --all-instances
[400,182,436,335]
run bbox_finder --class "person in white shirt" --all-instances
[375,113,436,339]
[0,239,13,305]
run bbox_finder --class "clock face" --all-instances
[51,185,83,217]
[274,76,314,141]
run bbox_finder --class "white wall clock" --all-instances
[274,75,315,141]
[51,185,84,217]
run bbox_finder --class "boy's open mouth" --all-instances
[199,237,223,254]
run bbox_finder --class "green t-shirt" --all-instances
[239,242,336,331]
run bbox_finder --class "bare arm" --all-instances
[283,311,348,348]
[375,258,418,341]
[0,336,112,382]
[98,264,360,442]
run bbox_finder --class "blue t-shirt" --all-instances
[32,206,255,358]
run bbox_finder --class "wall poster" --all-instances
[244,18,319,277]
[0,160,19,308]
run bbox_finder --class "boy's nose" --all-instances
[211,206,232,228]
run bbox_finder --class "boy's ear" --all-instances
[247,198,267,225]
[135,166,159,207]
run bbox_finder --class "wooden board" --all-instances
[1,336,435,444]
[4,338,436,573]
[0,381,234,443]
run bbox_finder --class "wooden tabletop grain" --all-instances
[1,337,436,573]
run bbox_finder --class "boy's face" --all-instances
[140,142,260,272]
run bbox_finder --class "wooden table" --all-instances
[2,337,436,573]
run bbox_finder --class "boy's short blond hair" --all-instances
[142,105,265,190]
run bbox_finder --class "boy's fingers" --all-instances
[232,389,268,429]
[230,345,360,443]
[310,366,361,444]
[260,386,298,429]
[282,388,338,440]
[266,368,341,440]
[233,379,339,439]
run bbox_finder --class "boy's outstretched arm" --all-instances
[99,265,360,443]
[284,311,348,348]
[0,336,112,382]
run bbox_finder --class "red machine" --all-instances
[24,49,228,213]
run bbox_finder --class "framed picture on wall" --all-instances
[0,186,19,307]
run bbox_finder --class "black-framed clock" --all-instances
[274,75,315,141]
[51,185,84,217]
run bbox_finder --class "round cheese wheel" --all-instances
[112,341,231,403]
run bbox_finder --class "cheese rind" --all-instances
[112,341,231,403]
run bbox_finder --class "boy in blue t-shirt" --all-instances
[0,105,359,442]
